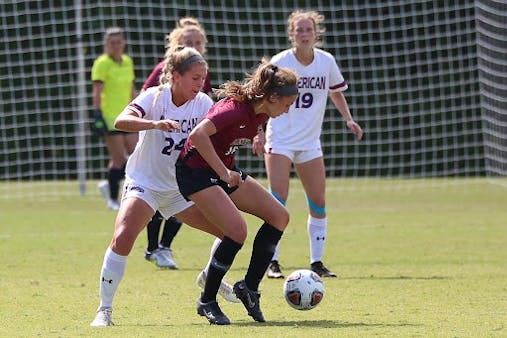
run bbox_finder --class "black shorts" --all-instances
[175,158,248,201]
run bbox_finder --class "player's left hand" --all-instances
[252,130,266,157]
[220,169,243,188]
[346,120,363,140]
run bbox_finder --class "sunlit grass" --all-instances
[0,179,506,337]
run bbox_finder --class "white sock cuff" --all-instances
[103,247,127,275]
[308,215,327,228]
[105,246,127,263]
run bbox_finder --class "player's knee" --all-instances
[225,223,247,244]
[281,207,290,228]
[270,205,290,231]
[112,225,137,252]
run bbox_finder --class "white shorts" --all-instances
[121,180,194,219]
[265,145,323,164]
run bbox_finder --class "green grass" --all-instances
[1,178,506,337]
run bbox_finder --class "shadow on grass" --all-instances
[179,267,450,281]
[232,319,421,328]
[344,275,449,280]
[125,319,421,329]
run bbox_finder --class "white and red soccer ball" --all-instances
[283,269,325,310]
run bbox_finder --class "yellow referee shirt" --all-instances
[91,54,135,130]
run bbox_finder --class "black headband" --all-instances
[270,84,299,96]
[174,54,205,73]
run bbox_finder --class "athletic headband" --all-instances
[175,54,205,73]
[270,84,299,96]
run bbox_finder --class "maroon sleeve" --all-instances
[142,61,165,90]
[201,72,212,94]
[208,99,246,131]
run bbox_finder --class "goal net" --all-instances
[1,0,506,198]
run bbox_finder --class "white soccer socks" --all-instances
[307,215,327,263]
[98,247,127,309]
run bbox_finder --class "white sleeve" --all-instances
[128,88,157,118]
[270,50,286,66]
[196,93,213,119]
[328,56,348,92]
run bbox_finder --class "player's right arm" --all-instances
[115,108,179,132]
[114,89,180,132]
[92,81,103,111]
[91,56,108,111]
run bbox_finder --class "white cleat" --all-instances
[98,180,110,202]
[145,247,178,269]
[99,181,119,211]
[196,270,240,303]
[106,199,120,211]
[266,260,284,279]
[90,307,114,327]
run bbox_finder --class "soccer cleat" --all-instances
[98,180,120,211]
[197,297,231,325]
[98,180,110,201]
[106,199,120,211]
[266,260,284,279]
[311,261,337,278]
[233,280,265,322]
[196,270,240,303]
[145,247,178,269]
[90,307,114,327]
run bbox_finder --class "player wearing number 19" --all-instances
[262,10,363,279]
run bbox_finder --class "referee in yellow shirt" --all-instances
[91,27,137,210]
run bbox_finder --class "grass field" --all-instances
[1,178,506,337]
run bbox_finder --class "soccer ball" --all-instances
[283,269,325,310]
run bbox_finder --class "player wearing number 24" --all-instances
[90,47,232,327]
[252,10,364,279]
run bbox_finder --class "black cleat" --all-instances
[233,280,265,322]
[311,261,338,278]
[266,260,284,279]
[197,298,231,325]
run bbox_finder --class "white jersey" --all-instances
[266,48,348,150]
[125,85,213,191]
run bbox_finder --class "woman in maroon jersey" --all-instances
[176,59,298,325]
[143,17,211,94]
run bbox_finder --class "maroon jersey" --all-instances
[142,60,165,90]
[142,60,212,93]
[181,98,268,170]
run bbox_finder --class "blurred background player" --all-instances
[91,27,138,210]
[141,17,212,269]
[176,60,298,324]
[91,46,236,327]
[262,10,363,278]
